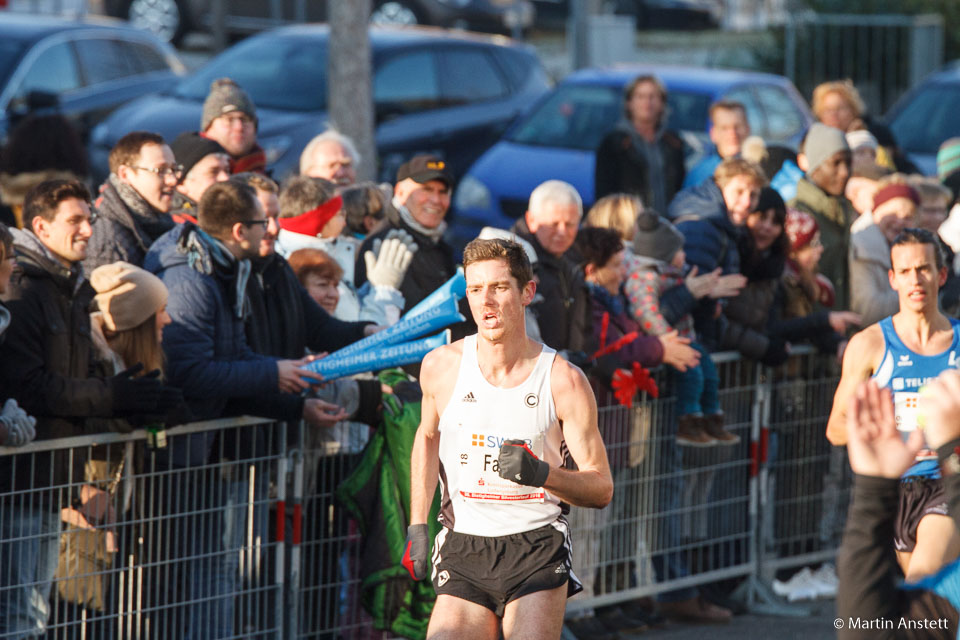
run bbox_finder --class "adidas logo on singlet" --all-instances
[462,392,477,403]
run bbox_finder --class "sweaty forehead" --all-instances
[891,243,936,268]
[466,259,513,282]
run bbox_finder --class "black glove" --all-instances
[109,364,164,416]
[402,524,429,581]
[497,439,550,487]
[760,337,789,367]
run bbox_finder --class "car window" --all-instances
[373,51,441,112]
[754,85,804,142]
[75,38,134,86]
[124,40,170,73]
[723,86,765,138]
[0,40,27,90]
[889,84,960,155]
[174,36,326,111]
[437,48,506,105]
[507,83,711,151]
[12,41,81,98]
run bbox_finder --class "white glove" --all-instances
[364,230,417,291]
[0,398,36,447]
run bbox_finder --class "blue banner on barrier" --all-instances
[405,268,466,318]
[333,294,464,358]
[303,331,450,381]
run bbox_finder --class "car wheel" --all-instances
[126,0,187,44]
[370,1,421,26]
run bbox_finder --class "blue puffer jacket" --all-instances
[144,225,279,466]
[667,180,740,276]
[667,180,742,350]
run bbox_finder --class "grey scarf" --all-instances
[392,198,447,243]
[180,225,252,320]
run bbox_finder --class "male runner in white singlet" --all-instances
[826,228,960,581]
[403,238,614,640]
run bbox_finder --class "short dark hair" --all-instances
[109,131,165,175]
[891,228,945,271]
[462,238,534,288]
[575,226,624,271]
[709,100,747,124]
[22,179,91,227]
[198,180,259,238]
[279,175,336,219]
[0,223,12,262]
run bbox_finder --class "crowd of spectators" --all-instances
[2,70,960,638]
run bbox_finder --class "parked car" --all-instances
[450,64,812,250]
[103,0,534,45]
[89,24,550,185]
[0,14,185,146]
[885,66,960,177]
[531,0,719,30]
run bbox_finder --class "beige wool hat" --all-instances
[91,262,168,332]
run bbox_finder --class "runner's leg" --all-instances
[427,594,499,640]
[501,583,567,640]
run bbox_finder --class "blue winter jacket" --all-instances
[666,180,742,350]
[667,180,741,276]
[144,225,279,466]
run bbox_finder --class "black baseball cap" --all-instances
[396,154,452,187]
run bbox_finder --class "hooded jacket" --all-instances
[0,228,113,501]
[667,180,742,350]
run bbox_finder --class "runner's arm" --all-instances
[410,350,443,525]
[826,326,883,446]
[544,359,614,508]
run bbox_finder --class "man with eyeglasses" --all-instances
[201,78,267,175]
[84,131,180,273]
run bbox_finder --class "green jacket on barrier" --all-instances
[789,177,856,312]
[337,369,440,640]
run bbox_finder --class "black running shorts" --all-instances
[431,521,583,616]
[895,476,948,553]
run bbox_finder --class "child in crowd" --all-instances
[626,210,738,446]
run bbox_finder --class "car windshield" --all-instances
[173,36,326,111]
[889,83,960,155]
[507,83,712,150]
[0,40,27,91]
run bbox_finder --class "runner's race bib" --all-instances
[895,390,935,459]
[458,430,545,503]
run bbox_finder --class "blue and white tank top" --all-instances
[872,316,960,478]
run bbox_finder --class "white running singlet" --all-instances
[437,334,564,537]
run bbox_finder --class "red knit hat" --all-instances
[785,208,819,252]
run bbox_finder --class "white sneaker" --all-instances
[811,563,838,597]
[772,567,811,597]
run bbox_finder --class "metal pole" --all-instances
[211,0,227,52]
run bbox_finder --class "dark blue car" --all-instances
[450,65,812,250]
[0,14,184,145]
[90,24,550,185]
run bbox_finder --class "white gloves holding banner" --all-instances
[364,229,418,291]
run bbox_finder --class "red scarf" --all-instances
[277,196,343,237]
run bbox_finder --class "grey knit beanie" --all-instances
[201,78,257,131]
[802,123,849,176]
[633,210,684,264]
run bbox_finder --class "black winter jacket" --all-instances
[0,229,114,503]
[594,124,685,205]
[510,217,591,354]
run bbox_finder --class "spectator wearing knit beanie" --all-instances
[169,132,230,224]
[201,78,266,174]
[789,123,856,310]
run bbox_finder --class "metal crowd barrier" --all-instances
[0,347,848,638]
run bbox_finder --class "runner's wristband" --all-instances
[498,439,550,487]
[937,437,960,477]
